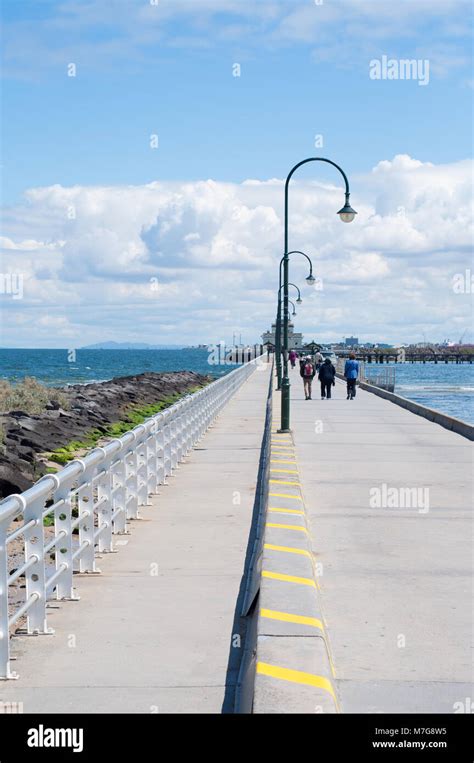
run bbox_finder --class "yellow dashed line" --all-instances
[256,662,336,702]
[264,543,311,557]
[270,469,299,475]
[266,522,307,534]
[262,570,316,587]
[269,492,302,501]
[271,460,297,465]
[260,608,323,630]
[270,479,300,486]
[268,507,304,515]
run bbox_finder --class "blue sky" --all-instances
[1,0,473,347]
[2,0,472,201]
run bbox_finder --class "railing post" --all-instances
[135,425,149,508]
[54,475,79,599]
[95,448,114,554]
[23,492,54,635]
[111,447,128,535]
[75,459,100,574]
[0,513,16,679]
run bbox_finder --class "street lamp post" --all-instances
[275,253,315,389]
[280,157,356,432]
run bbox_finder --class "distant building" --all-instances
[345,336,359,347]
[262,322,303,350]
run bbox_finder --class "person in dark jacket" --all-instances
[344,353,359,399]
[300,355,316,400]
[318,357,336,399]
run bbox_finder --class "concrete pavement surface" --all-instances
[283,370,473,713]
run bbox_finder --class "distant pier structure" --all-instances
[336,347,474,364]
[227,344,264,364]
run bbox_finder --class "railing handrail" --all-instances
[0,360,256,522]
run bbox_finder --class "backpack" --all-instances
[303,362,313,377]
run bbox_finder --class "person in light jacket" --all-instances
[344,353,359,400]
[318,357,336,399]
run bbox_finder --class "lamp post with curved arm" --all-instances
[275,252,315,389]
[279,158,356,432]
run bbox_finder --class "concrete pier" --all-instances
[1,362,472,714]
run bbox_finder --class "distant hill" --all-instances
[80,342,188,350]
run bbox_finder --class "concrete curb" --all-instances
[252,425,339,714]
[335,373,474,440]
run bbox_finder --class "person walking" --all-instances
[300,355,316,400]
[314,349,323,371]
[344,352,359,399]
[289,349,298,369]
[318,357,336,399]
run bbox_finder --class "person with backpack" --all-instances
[289,349,298,369]
[344,352,359,399]
[318,357,336,399]
[300,355,316,400]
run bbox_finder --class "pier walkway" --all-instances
[1,361,472,714]
[279,370,473,713]
[1,364,271,713]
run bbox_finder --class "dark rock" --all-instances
[0,370,210,500]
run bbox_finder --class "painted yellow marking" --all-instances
[270,468,299,475]
[269,492,302,501]
[264,543,310,558]
[262,570,316,588]
[260,608,323,630]
[266,522,307,533]
[270,479,300,486]
[256,662,336,702]
[268,508,304,515]
[270,459,297,465]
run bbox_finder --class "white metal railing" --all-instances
[0,360,257,678]
[336,359,395,392]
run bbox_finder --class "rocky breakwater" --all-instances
[0,371,210,499]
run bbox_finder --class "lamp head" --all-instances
[296,297,302,305]
[306,274,316,286]
[337,201,357,223]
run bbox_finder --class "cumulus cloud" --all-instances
[0,154,472,347]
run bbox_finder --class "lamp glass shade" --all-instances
[306,274,315,286]
[337,203,357,223]
[296,297,302,304]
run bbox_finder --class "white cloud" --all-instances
[1,154,472,347]
[2,0,472,80]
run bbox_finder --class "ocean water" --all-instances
[0,350,473,425]
[390,362,474,424]
[363,361,474,424]
[0,348,234,387]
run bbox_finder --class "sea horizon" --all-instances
[1,347,473,425]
